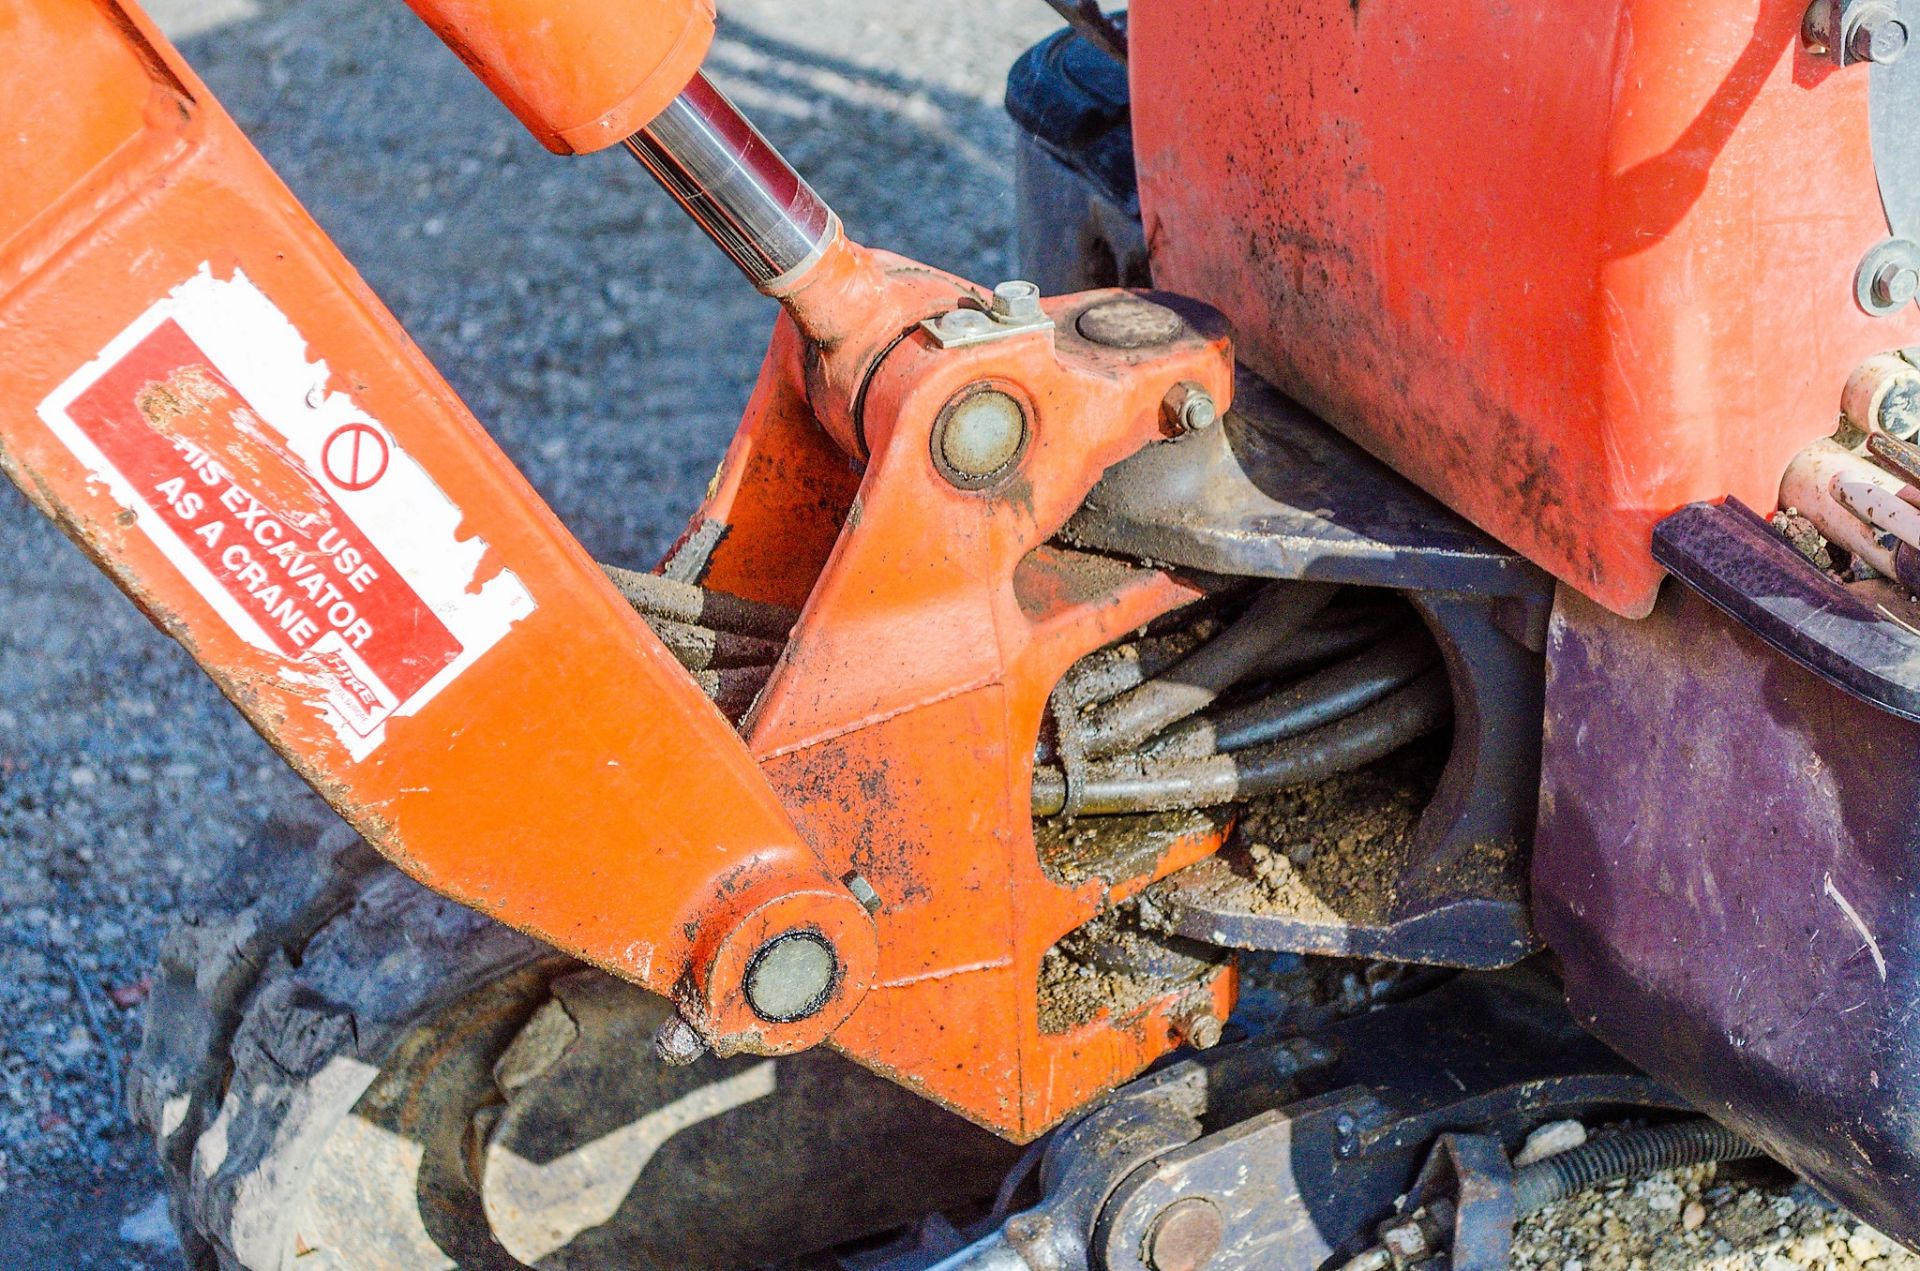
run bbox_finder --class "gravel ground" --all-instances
[0,0,1910,1266]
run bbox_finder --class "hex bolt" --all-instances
[652,1012,708,1067]
[843,871,883,914]
[1163,382,1219,434]
[743,930,838,1022]
[1849,4,1909,61]
[936,308,996,340]
[1874,259,1920,309]
[1855,238,1920,315]
[990,279,1045,323]
[1334,1109,1360,1158]
[933,387,1029,487]
[1175,1003,1225,1050]
[1145,1197,1225,1271]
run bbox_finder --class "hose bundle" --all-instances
[1034,582,1449,817]
[601,564,796,720]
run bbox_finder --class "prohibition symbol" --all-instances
[321,423,390,491]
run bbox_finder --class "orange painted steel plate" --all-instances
[1131,0,1920,616]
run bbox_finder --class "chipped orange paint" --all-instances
[717,281,1240,1135]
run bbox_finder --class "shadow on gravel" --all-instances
[0,1178,177,1270]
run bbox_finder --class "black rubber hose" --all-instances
[1514,1120,1762,1216]
[647,617,786,671]
[1251,608,1407,682]
[601,563,799,639]
[1079,582,1338,759]
[1218,628,1436,750]
[1033,668,1449,815]
[1148,627,1437,758]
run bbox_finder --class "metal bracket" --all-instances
[920,282,1058,349]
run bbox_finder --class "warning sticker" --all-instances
[37,268,536,759]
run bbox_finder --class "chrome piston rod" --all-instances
[623,71,838,290]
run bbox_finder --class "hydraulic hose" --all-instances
[1217,628,1436,750]
[1147,628,1438,760]
[1055,619,1224,710]
[600,563,799,638]
[1514,1119,1762,1216]
[1251,608,1407,682]
[1033,668,1450,816]
[1078,582,1337,759]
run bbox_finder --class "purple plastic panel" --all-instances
[1535,585,1920,1242]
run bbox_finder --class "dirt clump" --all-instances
[1234,745,1437,923]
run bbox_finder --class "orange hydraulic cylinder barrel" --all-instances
[402,0,714,153]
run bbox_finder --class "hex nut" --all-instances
[1146,1197,1225,1271]
[933,386,1029,488]
[1163,382,1219,434]
[652,1012,709,1067]
[743,930,838,1023]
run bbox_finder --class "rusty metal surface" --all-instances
[1065,372,1545,597]
[0,0,875,1059]
[964,972,1683,1271]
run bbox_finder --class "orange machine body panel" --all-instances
[1131,0,1920,616]
[402,0,713,153]
[0,0,872,1054]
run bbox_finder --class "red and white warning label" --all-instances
[37,268,535,759]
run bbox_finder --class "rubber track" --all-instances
[127,800,556,1269]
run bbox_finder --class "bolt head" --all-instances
[934,387,1029,487]
[843,871,883,914]
[1849,6,1909,61]
[990,280,1045,322]
[1874,262,1920,308]
[743,930,838,1022]
[938,308,996,339]
[1856,239,1920,315]
[1146,1198,1225,1271]
[1843,3,1904,61]
[1381,1219,1431,1262]
[652,1012,708,1067]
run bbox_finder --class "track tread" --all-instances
[129,800,551,1269]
